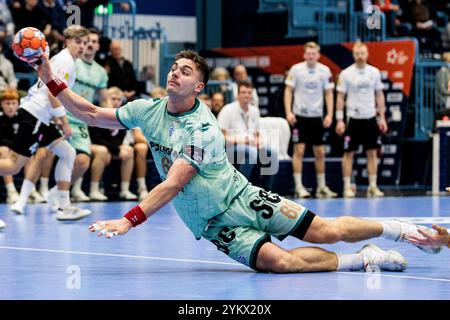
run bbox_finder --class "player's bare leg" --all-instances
[366,149,384,197]
[313,145,337,198]
[342,151,355,197]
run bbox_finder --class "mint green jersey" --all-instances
[68,59,108,125]
[116,97,249,239]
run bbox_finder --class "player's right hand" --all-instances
[335,120,346,136]
[89,218,133,238]
[286,112,297,126]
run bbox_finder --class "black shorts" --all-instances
[10,108,62,157]
[343,117,381,152]
[292,116,325,146]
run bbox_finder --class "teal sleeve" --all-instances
[116,100,140,130]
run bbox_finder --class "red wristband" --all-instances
[46,77,67,97]
[124,205,147,227]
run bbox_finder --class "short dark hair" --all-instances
[175,50,210,84]
[88,28,100,36]
[237,80,253,93]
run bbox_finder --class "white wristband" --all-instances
[51,106,66,118]
[335,110,344,121]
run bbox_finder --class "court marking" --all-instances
[1,245,449,283]
[324,217,450,224]
[0,246,242,266]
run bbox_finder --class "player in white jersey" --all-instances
[4,26,92,221]
[284,42,337,199]
[335,42,388,198]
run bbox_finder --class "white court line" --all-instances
[0,246,241,266]
[336,271,450,283]
[324,217,450,224]
[1,245,450,283]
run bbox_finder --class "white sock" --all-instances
[337,253,364,271]
[293,173,303,189]
[380,220,402,241]
[369,175,377,188]
[316,174,326,189]
[121,181,130,192]
[40,177,49,193]
[5,182,17,193]
[343,176,352,189]
[137,177,147,191]
[16,180,35,207]
[90,182,100,193]
[57,190,71,208]
[72,178,83,193]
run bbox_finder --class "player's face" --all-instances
[67,36,88,59]
[304,48,320,64]
[166,58,204,97]
[353,46,368,64]
[84,33,100,56]
[1,99,18,118]
[237,86,253,105]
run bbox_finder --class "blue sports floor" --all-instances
[0,196,449,300]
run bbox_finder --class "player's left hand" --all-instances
[406,224,450,249]
[378,117,388,134]
[88,218,133,238]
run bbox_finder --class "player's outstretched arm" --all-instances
[35,56,123,129]
[88,158,198,238]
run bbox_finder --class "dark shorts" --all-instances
[292,116,325,146]
[343,117,381,152]
[10,108,62,157]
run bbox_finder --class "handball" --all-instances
[12,27,48,63]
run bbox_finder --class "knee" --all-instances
[121,146,134,160]
[76,155,90,172]
[134,143,148,157]
[294,149,304,159]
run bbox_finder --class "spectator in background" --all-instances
[0,0,15,46]
[436,52,450,108]
[40,0,66,34]
[139,65,156,96]
[231,64,259,106]
[198,93,212,109]
[150,86,167,98]
[374,0,402,36]
[0,89,20,204]
[218,81,277,190]
[0,41,17,91]
[105,40,139,101]
[89,87,137,200]
[408,0,442,52]
[335,42,387,198]
[10,0,51,34]
[211,66,233,100]
[211,91,225,117]
[284,42,337,199]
